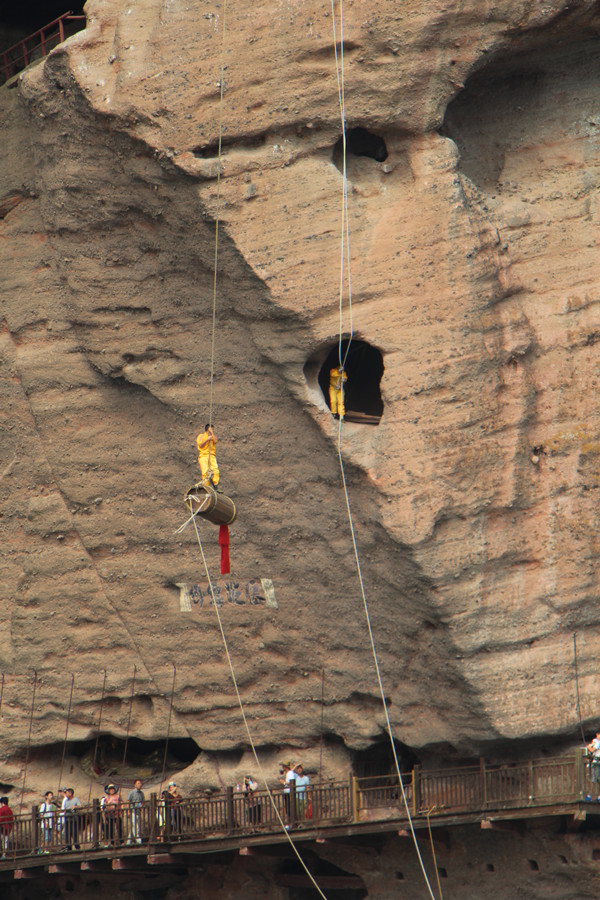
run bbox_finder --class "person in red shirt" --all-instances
[0,797,14,857]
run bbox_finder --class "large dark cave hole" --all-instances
[315,339,384,424]
[0,1,85,32]
[440,29,600,191]
[37,735,201,783]
[0,1,86,66]
[353,739,418,782]
[332,126,388,175]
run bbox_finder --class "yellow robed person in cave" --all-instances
[329,366,347,419]
[196,423,220,488]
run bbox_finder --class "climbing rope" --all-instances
[330,0,353,373]
[86,671,107,808]
[17,671,37,817]
[145,663,177,848]
[158,663,177,797]
[208,0,229,431]
[173,492,211,535]
[120,665,137,781]
[426,807,445,900]
[191,516,331,900]
[57,674,75,800]
[573,633,587,746]
[329,2,437,897]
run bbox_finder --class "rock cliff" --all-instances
[2,0,600,804]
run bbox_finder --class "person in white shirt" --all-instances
[39,791,57,853]
[280,762,296,826]
[127,779,145,845]
[62,788,82,850]
[587,732,600,783]
[294,765,310,818]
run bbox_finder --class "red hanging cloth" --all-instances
[219,524,230,575]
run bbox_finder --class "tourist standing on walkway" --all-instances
[0,797,14,858]
[101,784,122,846]
[587,732,600,783]
[281,761,296,825]
[243,777,261,828]
[167,782,184,838]
[294,765,310,818]
[62,788,82,850]
[39,791,57,852]
[127,779,144,845]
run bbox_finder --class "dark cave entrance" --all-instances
[0,1,85,33]
[48,734,201,783]
[316,339,384,424]
[439,21,600,192]
[352,739,418,781]
[332,127,388,174]
[0,1,86,75]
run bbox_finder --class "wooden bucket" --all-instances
[185,482,237,526]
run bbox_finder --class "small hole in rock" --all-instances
[332,127,388,173]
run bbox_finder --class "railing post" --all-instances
[32,805,39,853]
[59,18,65,43]
[21,41,28,67]
[164,796,172,843]
[480,758,487,809]
[91,798,100,848]
[576,748,585,800]
[412,765,421,815]
[225,786,234,834]
[149,793,157,843]
[350,774,359,823]
[529,760,535,804]
[290,780,297,829]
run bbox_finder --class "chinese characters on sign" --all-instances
[176,578,277,611]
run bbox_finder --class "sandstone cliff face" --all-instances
[2,0,600,801]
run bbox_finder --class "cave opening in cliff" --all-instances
[332,127,388,174]
[51,734,201,780]
[0,1,86,62]
[314,339,384,424]
[440,25,600,191]
[352,738,418,783]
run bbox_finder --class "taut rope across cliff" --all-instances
[329,1,438,896]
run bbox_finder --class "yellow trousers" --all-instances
[329,386,345,417]
[198,454,220,486]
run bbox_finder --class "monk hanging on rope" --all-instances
[196,424,222,492]
[329,365,347,420]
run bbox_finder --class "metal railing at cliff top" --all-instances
[0,751,597,867]
[0,12,86,87]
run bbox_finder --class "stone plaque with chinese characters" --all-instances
[175,578,277,611]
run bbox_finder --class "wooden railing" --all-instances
[0,752,597,865]
[1,12,86,87]
[355,752,594,819]
[0,781,353,860]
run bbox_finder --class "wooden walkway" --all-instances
[0,751,598,883]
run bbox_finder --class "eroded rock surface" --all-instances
[2,0,600,805]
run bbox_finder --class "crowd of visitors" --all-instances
[0,763,315,857]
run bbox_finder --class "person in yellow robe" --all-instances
[329,366,347,419]
[196,424,220,487]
